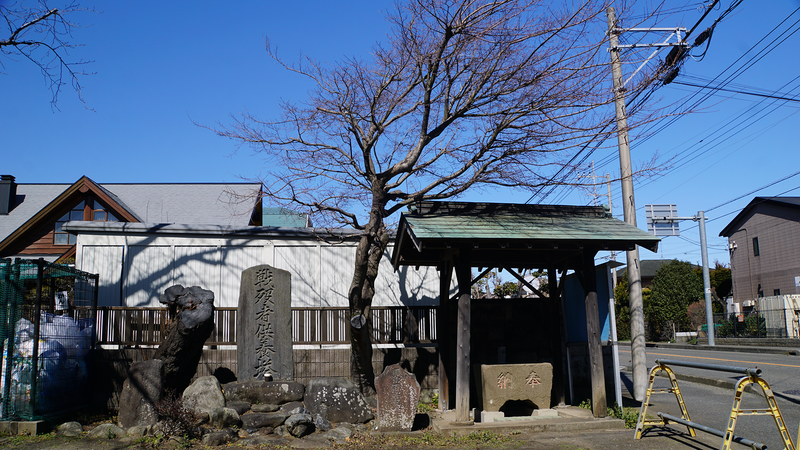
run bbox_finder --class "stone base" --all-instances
[534,408,558,417]
[0,420,48,436]
[480,411,505,423]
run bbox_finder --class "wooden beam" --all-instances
[582,251,607,418]
[548,262,566,406]
[437,260,453,412]
[454,255,472,423]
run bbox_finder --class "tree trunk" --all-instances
[348,191,390,396]
[153,285,215,395]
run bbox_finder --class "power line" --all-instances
[669,80,800,103]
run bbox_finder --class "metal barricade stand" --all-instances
[634,359,795,450]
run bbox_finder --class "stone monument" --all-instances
[375,364,420,431]
[238,265,293,381]
[480,363,553,412]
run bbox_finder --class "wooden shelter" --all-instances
[391,201,659,419]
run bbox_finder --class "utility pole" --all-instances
[648,208,716,346]
[697,211,715,346]
[606,173,617,286]
[605,1,718,400]
[578,161,601,206]
[607,6,647,402]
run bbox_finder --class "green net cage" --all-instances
[0,258,98,421]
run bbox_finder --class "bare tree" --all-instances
[210,0,664,395]
[1,1,92,108]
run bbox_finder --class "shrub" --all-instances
[152,393,200,439]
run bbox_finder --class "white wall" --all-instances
[75,233,439,308]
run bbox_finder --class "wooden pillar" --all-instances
[548,262,566,406]
[454,256,472,423]
[583,251,607,417]
[437,260,453,411]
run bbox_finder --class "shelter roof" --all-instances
[391,201,659,270]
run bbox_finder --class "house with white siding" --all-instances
[65,221,440,309]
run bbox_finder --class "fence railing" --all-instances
[712,307,800,339]
[92,305,437,346]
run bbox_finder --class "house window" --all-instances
[774,289,781,296]
[54,201,85,245]
[752,237,760,256]
[93,210,119,222]
[54,201,118,245]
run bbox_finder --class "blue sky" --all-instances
[2,1,799,269]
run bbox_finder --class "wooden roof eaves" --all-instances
[0,175,139,255]
[55,245,77,264]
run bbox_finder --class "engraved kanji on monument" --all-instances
[375,364,420,432]
[238,265,293,381]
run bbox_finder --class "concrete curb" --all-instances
[651,342,800,355]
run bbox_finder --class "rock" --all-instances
[252,403,280,413]
[238,435,292,447]
[314,414,332,432]
[285,413,314,438]
[88,423,126,439]
[201,428,239,446]
[223,380,305,405]
[236,435,271,447]
[126,426,148,437]
[241,412,290,429]
[56,421,83,437]
[279,401,306,415]
[209,407,242,429]
[290,434,332,448]
[375,364,420,431]
[118,359,164,428]
[274,425,290,437]
[183,376,226,416]
[227,401,252,415]
[304,377,374,424]
[324,426,353,442]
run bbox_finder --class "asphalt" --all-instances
[432,343,800,450]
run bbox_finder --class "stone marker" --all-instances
[238,265,293,381]
[375,364,420,431]
[480,363,553,412]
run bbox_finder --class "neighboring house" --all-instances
[0,175,262,262]
[615,259,698,289]
[719,197,800,303]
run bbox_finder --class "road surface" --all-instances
[618,345,800,450]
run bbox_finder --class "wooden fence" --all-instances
[92,305,437,346]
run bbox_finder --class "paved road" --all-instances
[617,346,800,450]
[619,345,800,397]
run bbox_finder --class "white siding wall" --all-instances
[174,246,221,298]
[219,246,266,307]
[275,245,322,308]
[125,245,173,307]
[79,245,124,306]
[76,234,439,308]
